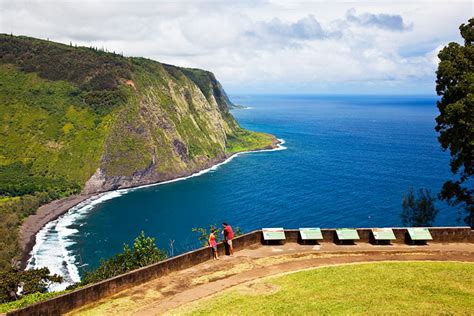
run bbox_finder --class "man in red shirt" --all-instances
[222,222,234,256]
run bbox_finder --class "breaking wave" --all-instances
[27,140,286,291]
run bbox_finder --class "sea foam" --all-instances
[27,140,286,291]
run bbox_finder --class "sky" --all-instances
[0,0,472,94]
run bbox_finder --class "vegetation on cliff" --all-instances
[0,191,59,271]
[0,35,276,270]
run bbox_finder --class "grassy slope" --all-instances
[0,35,274,191]
[100,58,227,177]
[0,64,111,192]
[0,64,113,269]
[225,129,276,154]
[0,34,129,196]
[172,262,474,315]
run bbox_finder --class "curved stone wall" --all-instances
[8,227,473,316]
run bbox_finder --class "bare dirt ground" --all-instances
[67,242,474,316]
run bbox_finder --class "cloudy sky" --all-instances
[0,0,472,94]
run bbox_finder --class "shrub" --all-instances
[0,267,62,303]
[401,188,438,227]
[78,231,167,286]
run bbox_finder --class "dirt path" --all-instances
[67,242,474,315]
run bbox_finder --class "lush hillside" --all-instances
[0,34,277,268]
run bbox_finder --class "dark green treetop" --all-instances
[435,18,474,226]
[401,188,438,227]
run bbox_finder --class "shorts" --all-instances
[211,245,217,252]
[226,239,233,247]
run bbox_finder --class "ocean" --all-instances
[27,94,461,290]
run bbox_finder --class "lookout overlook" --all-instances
[1,3,472,315]
[9,227,474,315]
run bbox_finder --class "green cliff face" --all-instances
[0,35,277,196]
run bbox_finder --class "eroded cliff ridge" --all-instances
[0,35,277,195]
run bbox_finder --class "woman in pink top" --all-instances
[208,228,219,260]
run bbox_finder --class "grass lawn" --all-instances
[170,261,474,315]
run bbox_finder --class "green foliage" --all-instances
[0,196,19,204]
[0,162,80,197]
[0,267,62,304]
[0,65,111,187]
[180,67,213,101]
[80,89,128,116]
[0,290,67,313]
[100,97,154,177]
[435,18,474,226]
[401,188,438,227]
[0,64,113,268]
[226,129,275,154]
[0,34,132,114]
[235,226,243,237]
[0,192,60,270]
[192,225,222,247]
[79,231,167,286]
[178,66,238,124]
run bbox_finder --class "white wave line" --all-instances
[27,139,286,290]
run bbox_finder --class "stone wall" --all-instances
[8,227,473,315]
[8,230,262,316]
[281,227,473,244]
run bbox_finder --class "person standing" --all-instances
[222,222,234,256]
[208,228,219,260]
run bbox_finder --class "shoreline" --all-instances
[19,138,285,269]
[19,194,95,268]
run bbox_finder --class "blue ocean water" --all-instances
[29,95,461,284]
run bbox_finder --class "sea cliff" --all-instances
[0,34,278,268]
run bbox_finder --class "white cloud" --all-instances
[346,8,413,31]
[0,0,471,94]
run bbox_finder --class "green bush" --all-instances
[78,231,167,286]
[0,290,68,313]
[0,162,80,197]
[0,191,64,269]
[0,267,62,304]
[401,188,438,227]
[0,34,132,92]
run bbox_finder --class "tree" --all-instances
[401,188,438,227]
[435,18,474,227]
[0,267,62,303]
[192,224,222,247]
[79,231,167,285]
